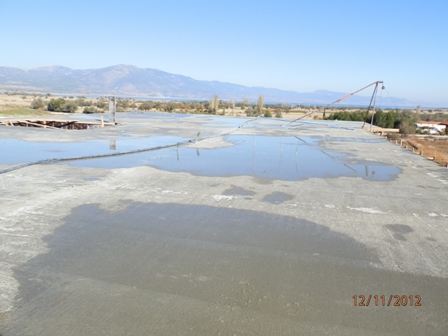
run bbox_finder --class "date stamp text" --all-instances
[353,295,421,307]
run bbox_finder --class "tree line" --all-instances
[325,109,448,134]
[29,97,137,114]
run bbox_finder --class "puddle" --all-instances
[66,135,401,181]
[384,224,414,241]
[384,224,414,234]
[262,192,294,204]
[1,134,401,181]
[5,203,448,335]
[222,186,256,196]
[0,136,186,165]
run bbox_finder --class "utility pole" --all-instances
[109,96,116,124]
[369,84,380,131]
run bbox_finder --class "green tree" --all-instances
[385,112,395,128]
[47,98,66,111]
[373,109,384,127]
[326,111,364,122]
[61,101,78,113]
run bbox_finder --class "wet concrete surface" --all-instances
[222,186,255,196]
[262,191,295,204]
[0,136,186,165]
[63,135,401,181]
[1,113,448,335]
[4,203,448,335]
[0,132,402,181]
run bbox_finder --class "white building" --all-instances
[415,121,447,134]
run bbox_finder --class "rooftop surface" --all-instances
[1,112,447,335]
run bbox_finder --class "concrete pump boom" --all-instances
[285,81,384,125]
[324,81,384,108]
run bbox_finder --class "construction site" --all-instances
[0,100,447,335]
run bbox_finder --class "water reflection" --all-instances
[0,134,400,181]
[0,136,186,165]
[66,135,400,181]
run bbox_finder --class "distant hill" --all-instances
[0,64,412,106]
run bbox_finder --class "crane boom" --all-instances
[284,81,384,125]
[324,81,383,108]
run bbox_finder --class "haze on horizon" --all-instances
[0,0,447,106]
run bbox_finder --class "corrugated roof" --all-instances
[417,121,442,125]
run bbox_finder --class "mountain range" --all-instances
[0,64,413,106]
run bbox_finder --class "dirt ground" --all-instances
[404,138,448,167]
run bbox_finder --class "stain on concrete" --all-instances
[384,224,413,234]
[384,224,414,241]
[222,186,255,196]
[252,177,273,185]
[3,203,448,335]
[393,233,407,241]
[262,192,294,204]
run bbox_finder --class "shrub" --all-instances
[95,101,107,109]
[264,110,272,118]
[30,98,45,110]
[47,98,65,111]
[245,107,256,117]
[139,102,152,110]
[61,101,78,113]
[83,106,100,114]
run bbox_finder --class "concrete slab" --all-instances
[0,112,447,335]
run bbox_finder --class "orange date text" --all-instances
[353,295,421,307]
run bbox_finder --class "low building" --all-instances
[415,121,447,134]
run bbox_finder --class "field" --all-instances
[0,93,325,120]
[0,94,49,117]
[404,137,448,166]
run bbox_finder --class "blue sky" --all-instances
[1,0,447,105]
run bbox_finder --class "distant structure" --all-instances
[109,96,116,124]
[415,121,447,134]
